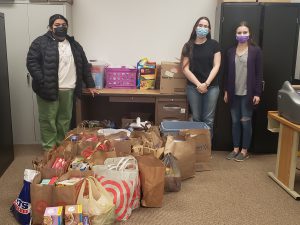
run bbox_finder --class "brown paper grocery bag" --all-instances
[31,170,93,225]
[77,140,98,155]
[53,170,93,205]
[135,154,165,207]
[110,139,132,156]
[38,151,71,178]
[180,129,212,172]
[164,135,196,180]
[130,128,163,149]
[30,170,56,225]
[88,150,117,165]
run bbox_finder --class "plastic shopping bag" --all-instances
[162,153,181,192]
[93,156,140,221]
[77,176,115,225]
[10,169,39,225]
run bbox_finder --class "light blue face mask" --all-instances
[196,27,209,37]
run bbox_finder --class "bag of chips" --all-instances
[10,169,39,225]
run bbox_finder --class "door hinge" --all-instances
[27,73,30,86]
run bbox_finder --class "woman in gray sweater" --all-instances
[224,21,263,161]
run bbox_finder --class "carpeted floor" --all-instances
[0,145,300,225]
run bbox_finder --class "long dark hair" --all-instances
[180,17,212,70]
[235,21,256,46]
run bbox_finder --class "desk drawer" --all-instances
[109,96,155,103]
[155,97,188,124]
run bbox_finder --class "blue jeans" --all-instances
[186,85,219,132]
[230,95,253,149]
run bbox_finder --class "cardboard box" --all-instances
[160,61,186,94]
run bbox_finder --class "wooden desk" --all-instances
[76,89,188,126]
[267,111,300,199]
[82,88,162,96]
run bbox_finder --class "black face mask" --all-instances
[53,26,68,38]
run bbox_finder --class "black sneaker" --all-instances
[226,151,239,160]
[234,152,249,162]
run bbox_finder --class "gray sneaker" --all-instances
[234,152,249,162]
[226,151,239,160]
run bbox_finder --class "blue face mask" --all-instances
[196,27,209,37]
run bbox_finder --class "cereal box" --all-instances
[43,206,63,225]
[65,205,83,225]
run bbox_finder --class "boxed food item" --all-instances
[139,67,157,90]
[65,205,83,225]
[137,58,157,90]
[43,206,63,225]
[160,61,186,94]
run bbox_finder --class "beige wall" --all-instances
[72,0,218,65]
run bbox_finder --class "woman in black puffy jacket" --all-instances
[27,14,96,152]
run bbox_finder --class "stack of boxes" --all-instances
[155,61,188,124]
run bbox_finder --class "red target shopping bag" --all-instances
[92,156,140,221]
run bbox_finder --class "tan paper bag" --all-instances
[110,139,132,156]
[135,154,165,207]
[164,135,196,180]
[180,129,212,171]
[88,150,117,165]
[30,170,57,225]
[53,170,94,206]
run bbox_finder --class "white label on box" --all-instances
[180,108,186,114]
[164,71,174,78]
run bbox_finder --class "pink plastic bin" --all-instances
[105,67,137,89]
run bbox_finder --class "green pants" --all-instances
[36,90,74,151]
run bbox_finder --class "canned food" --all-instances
[83,215,90,225]
[70,135,78,142]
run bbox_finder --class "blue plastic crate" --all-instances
[160,121,210,136]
